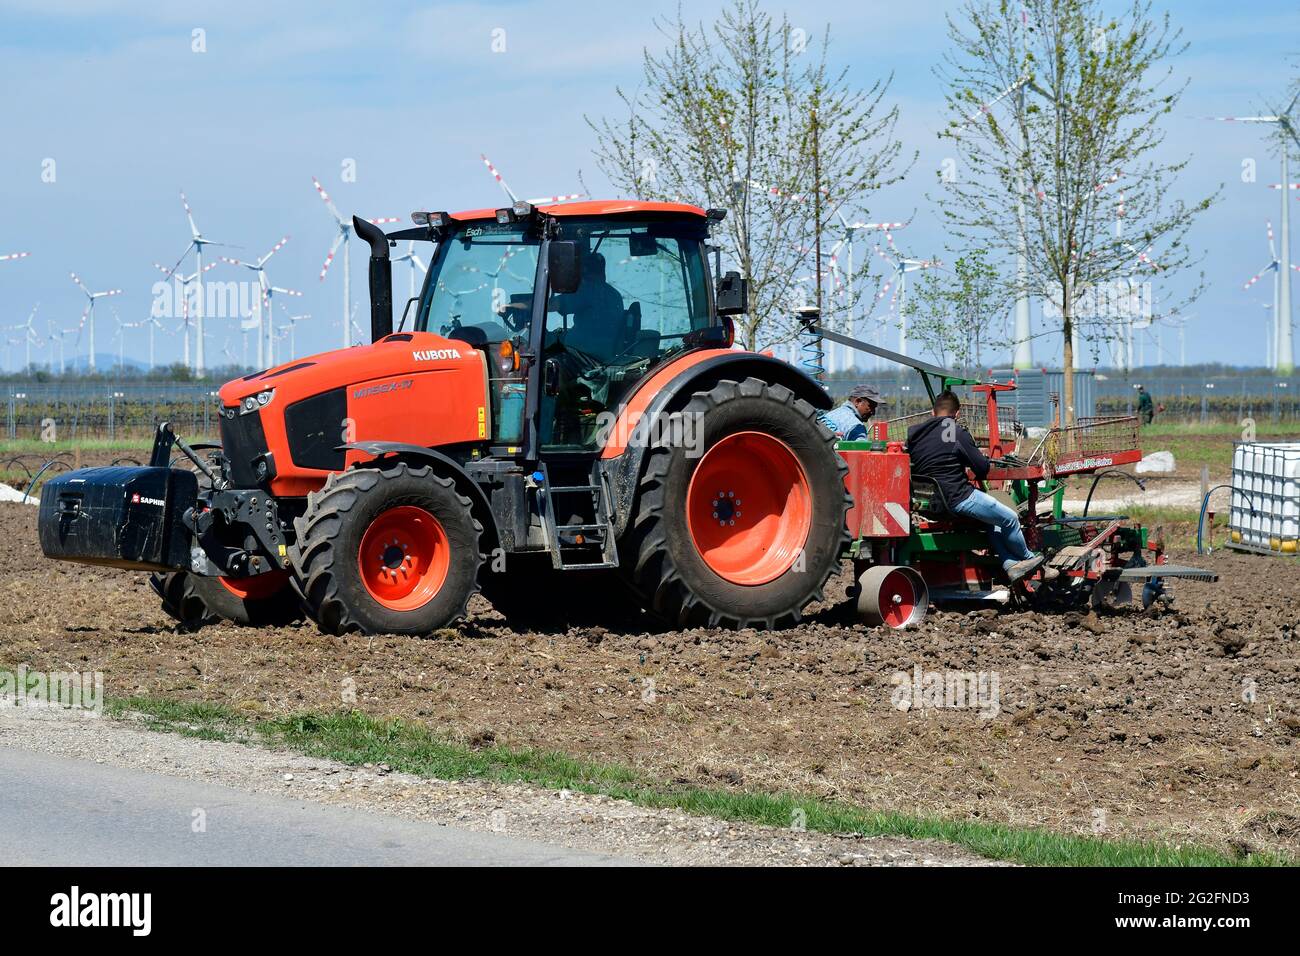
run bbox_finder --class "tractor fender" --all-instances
[338,441,498,550]
[601,350,832,536]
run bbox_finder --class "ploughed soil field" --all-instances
[3,494,1298,859]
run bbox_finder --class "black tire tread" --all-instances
[622,376,851,629]
[291,463,483,636]
[149,570,301,629]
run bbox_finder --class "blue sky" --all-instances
[1,0,1298,372]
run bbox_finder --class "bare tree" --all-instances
[587,0,912,350]
[936,0,1217,422]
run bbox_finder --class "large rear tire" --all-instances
[622,377,850,629]
[292,463,483,636]
[150,570,301,629]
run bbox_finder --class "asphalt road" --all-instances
[0,747,633,866]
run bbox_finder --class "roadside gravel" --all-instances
[0,704,1004,867]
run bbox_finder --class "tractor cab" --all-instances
[393,202,732,457]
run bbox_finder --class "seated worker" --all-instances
[907,390,1055,583]
[820,384,883,440]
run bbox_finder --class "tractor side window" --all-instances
[605,232,710,357]
[541,222,710,450]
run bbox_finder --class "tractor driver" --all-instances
[907,391,1055,583]
[544,251,627,444]
[549,252,626,363]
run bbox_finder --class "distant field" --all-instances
[1134,422,1300,480]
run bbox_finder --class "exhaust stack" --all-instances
[353,216,393,342]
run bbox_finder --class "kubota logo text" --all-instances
[412,349,461,361]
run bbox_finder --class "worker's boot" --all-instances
[1006,554,1046,583]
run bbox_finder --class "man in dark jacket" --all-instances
[907,391,1049,582]
[1136,385,1154,426]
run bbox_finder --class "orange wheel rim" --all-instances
[358,505,450,611]
[686,431,812,586]
[219,570,288,600]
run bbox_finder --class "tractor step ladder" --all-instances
[536,463,620,571]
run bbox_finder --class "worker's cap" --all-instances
[848,384,885,404]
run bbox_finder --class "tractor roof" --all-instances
[448,200,707,222]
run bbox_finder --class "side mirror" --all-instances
[543,358,561,396]
[548,241,582,294]
[716,270,749,316]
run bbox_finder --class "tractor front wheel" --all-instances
[623,377,850,629]
[150,570,301,629]
[292,464,483,636]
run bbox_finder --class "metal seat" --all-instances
[910,475,951,519]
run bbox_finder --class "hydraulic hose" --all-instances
[1083,469,1146,518]
[1197,483,1255,556]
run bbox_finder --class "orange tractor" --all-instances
[36,199,1211,633]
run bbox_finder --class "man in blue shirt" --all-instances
[820,384,883,441]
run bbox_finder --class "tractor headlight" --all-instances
[239,389,274,415]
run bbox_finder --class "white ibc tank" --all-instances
[1230,442,1300,553]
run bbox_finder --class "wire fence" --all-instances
[1095,393,1300,425]
[3,384,222,442]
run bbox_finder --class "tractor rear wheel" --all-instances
[150,570,301,629]
[623,377,850,629]
[292,463,482,636]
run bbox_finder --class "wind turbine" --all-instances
[312,177,400,349]
[392,242,428,302]
[162,190,232,375]
[276,303,310,361]
[139,316,162,371]
[109,304,129,371]
[47,321,73,374]
[1205,89,1300,373]
[1,252,31,264]
[479,154,584,206]
[3,304,40,373]
[1242,220,1286,367]
[69,272,122,371]
[19,303,40,372]
[154,258,219,370]
[872,240,941,358]
[222,236,302,369]
[826,217,906,370]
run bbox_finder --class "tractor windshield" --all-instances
[415,223,540,341]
